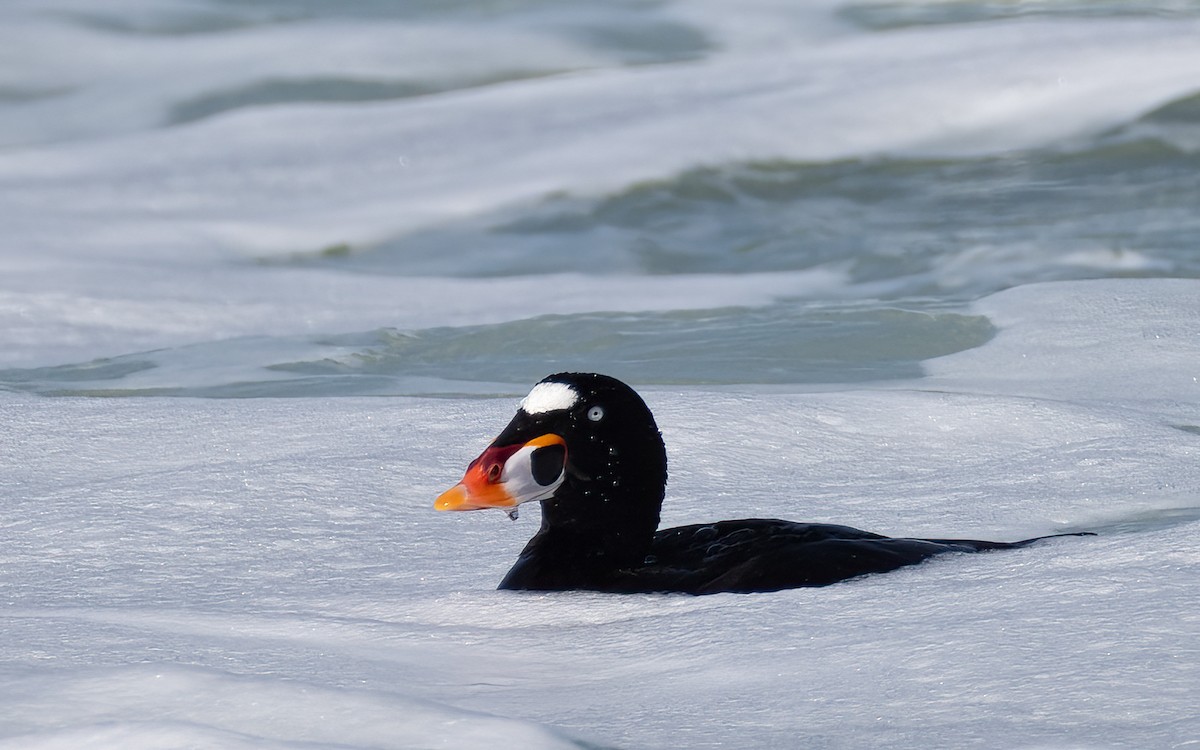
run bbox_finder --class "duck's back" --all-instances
[617,519,1040,594]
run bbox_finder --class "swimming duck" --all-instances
[435,372,1087,594]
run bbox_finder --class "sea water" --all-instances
[1,1,1198,748]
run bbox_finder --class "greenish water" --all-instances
[0,304,994,397]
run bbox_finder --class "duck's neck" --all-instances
[498,482,662,591]
[496,527,635,591]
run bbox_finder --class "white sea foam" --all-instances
[0,663,582,750]
[2,279,1197,749]
[925,278,1200,414]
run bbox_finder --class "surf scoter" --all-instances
[435,373,1088,594]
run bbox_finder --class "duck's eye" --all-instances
[529,444,566,486]
[587,405,605,422]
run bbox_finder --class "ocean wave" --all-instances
[0,302,995,396]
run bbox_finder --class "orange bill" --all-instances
[435,434,567,512]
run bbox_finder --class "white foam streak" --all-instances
[0,662,580,750]
[926,278,1200,413]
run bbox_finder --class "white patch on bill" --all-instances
[519,381,579,414]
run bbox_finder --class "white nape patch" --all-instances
[519,381,580,415]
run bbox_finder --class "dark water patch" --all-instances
[0,305,994,398]
[1142,91,1200,124]
[68,0,710,67]
[1111,90,1200,153]
[68,0,558,34]
[840,1,1200,31]
[170,78,432,123]
[168,75,558,124]
[203,0,616,24]
[66,9,267,35]
[0,358,156,386]
[564,15,710,64]
[0,86,74,104]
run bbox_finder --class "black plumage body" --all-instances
[501,518,1075,594]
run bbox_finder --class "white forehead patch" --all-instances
[519,381,580,415]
